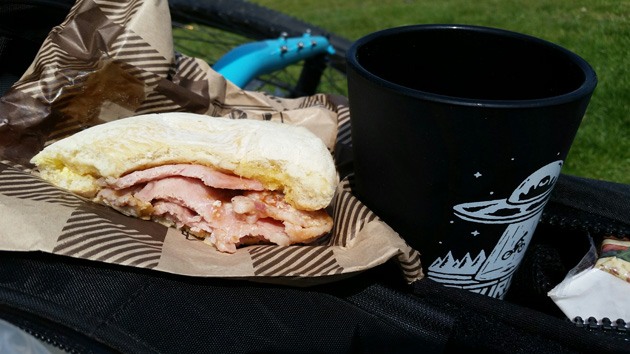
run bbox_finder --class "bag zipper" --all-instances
[0,305,119,354]
[570,316,630,338]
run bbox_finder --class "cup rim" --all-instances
[346,24,598,108]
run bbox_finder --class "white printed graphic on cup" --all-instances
[428,160,563,299]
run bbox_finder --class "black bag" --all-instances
[1,3,629,354]
[1,174,630,354]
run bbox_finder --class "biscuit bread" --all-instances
[31,112,337,211]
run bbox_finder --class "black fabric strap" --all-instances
[0,252,442,353]
[1,250,629,353]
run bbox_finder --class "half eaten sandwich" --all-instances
[30,112,337,253]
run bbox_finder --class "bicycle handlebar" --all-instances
[213,32,335,88]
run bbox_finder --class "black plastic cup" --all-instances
[346,24,597,299]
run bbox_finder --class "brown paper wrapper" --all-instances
[0,0,422,285]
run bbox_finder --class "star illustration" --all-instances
[471,230,480,236]
[473,172,482,178]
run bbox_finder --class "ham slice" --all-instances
[232,192,335,241]
[95,164,333,253]
[102,164,264,191]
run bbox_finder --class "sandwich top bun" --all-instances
[31,112,337,211]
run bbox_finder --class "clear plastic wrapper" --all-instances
[548,236,630,325]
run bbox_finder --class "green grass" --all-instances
[251,0,630,184]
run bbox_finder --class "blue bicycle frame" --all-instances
[212,31,335,88]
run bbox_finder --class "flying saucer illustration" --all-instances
[453,161,563,224]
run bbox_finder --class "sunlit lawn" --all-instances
[252,0,630,184]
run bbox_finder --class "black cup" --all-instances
[346,24,597,299]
